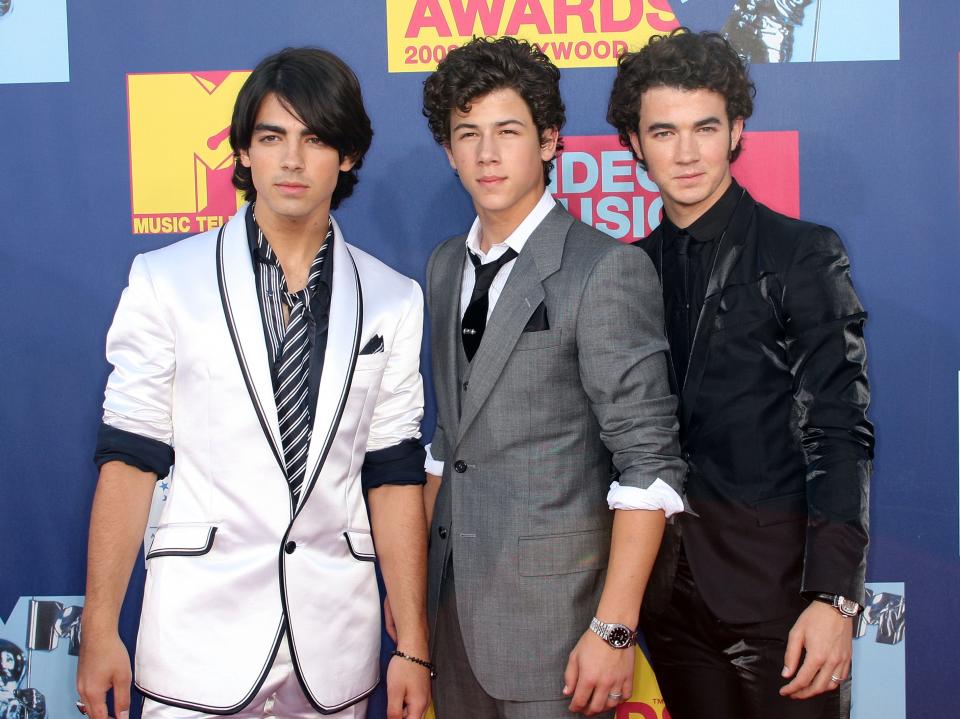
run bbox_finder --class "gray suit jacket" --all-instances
[426,203,684,701]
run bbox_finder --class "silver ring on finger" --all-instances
[830,674,843,683]
[607,691,623,700]
[75,701,88,715]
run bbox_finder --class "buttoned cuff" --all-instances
[423,443,444,476]
[94,422,173,479]
[361,438,427,490]
[607,479,685,518]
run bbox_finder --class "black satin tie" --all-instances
[461,247,518,361]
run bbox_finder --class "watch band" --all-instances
[811,592,861,617]
[589,617,636,649]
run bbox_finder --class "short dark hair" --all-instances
[230,48,372,208]
[607,28,755,168]
[422,36,565,185]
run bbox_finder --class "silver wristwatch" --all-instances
[589,617,636,649]
[812,593,861,618]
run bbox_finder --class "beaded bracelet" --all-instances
[390,650,437,679]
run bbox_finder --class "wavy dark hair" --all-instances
[230,48,372,209]
[607,28,755,169]
[423,36,565,185]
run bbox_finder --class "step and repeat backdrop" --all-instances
[1,1,956,717]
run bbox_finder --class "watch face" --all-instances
[838,598,860,616]
[608,626,632,648]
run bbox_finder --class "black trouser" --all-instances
[642,552,850,719]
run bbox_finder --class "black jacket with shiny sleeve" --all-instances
[637,188,874,624]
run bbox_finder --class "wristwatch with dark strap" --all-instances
[589,617,636,649]
[811,592,862,618]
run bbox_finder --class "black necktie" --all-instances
[461,247,518,361]
[674,231,691,387]
[274,239,328,504]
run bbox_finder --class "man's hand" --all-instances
[76,630,132,719]
[780,601,853,699]
[563,630,634,716]
[386,652,432,719]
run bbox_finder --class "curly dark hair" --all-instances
[230,48,372,209]
[422,36,565,185]
[607,28,755,169]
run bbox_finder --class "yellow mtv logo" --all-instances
[128,71,249,234]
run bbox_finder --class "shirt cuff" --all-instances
[94,422,174,479]
[361,438,427,491]
[423,443,444,476]
[607,479,685,518]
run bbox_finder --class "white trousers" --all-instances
[142,637,368,719]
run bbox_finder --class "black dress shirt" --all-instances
[659,180,743,390]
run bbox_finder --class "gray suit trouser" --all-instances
[433,558,613,719]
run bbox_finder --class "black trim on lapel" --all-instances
[278,247,373,714]
[680,189,755,432]
[290,251,363,520]
[217,226,286,477]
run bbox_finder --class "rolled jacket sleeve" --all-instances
[98,254,176,476]
[576,244,686,497]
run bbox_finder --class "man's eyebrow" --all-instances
[451,118,526,133]
[645,116,722,132]
[694,116,723,127]
[253,123,287,135]
[646,122,676,133]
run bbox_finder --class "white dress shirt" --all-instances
[426,189,684,517]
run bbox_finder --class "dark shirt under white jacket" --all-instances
[95,205,425,714]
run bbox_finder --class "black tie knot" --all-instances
[469,247,518,293]
[675,230,690,257]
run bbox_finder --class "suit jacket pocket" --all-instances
[146,523,218,559]
[523,302,549,332]
[344,530,376,562]
[754,491,807,526]
[354,353,388,372]
[514,328,562,351]
[519,528,609,576]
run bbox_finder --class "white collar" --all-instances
[464,189,556,263]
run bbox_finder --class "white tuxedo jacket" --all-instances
[101,206,424,714]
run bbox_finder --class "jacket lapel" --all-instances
[217,206,285,475]
[432,240,466,437]
[298,218,362,511]
[455,205,570,444]
[680,189,755,431]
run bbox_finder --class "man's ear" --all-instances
[539,127,559,162]
[628,131,644,163]
[443,143,457,172]
[339,154,356,172]
[238,148,252,168]
[729,117,745,157]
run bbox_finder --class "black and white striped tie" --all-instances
[275,247,326,503]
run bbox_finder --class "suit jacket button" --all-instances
[284,540,297,554]
[454,460,467,473]
[438,526,448,539]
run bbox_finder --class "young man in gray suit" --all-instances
[418,37,685,718]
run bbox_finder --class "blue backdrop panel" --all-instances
[1,1,958,717]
